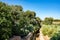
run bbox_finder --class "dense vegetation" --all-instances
[0,2,41,40]
[41,17,60,40]
[41,24,60,40]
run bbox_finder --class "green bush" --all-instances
[41,25,60,37]
[50,32,60,40]
[0,2,41,40]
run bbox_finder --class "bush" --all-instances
[50,32,60,40]
[0,2,41,40]
[41,25,60,37]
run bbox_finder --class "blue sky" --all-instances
[0,0,60,20]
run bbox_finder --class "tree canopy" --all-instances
[0,2,41,40]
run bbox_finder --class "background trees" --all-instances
[43,17,53,25]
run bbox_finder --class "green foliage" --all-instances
[0,2,41,40]
[11,5,23,11]
[50,32,60,40]
[41,25,60,37]
[25,10,36,19]
[41,24,60,40]
[50,25,60,40]
[43,17,53,25]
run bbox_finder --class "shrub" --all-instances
[50,32,60,40]
[41,25,60,37]
[0,2,41,40]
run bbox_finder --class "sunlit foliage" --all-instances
[0,2,41,40]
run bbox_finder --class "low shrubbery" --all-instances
[50,32,60,40]
[41,24,60,40]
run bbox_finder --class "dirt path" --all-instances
[39,30,45,40]
[36,30,45,40]
[36,29,50,40]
